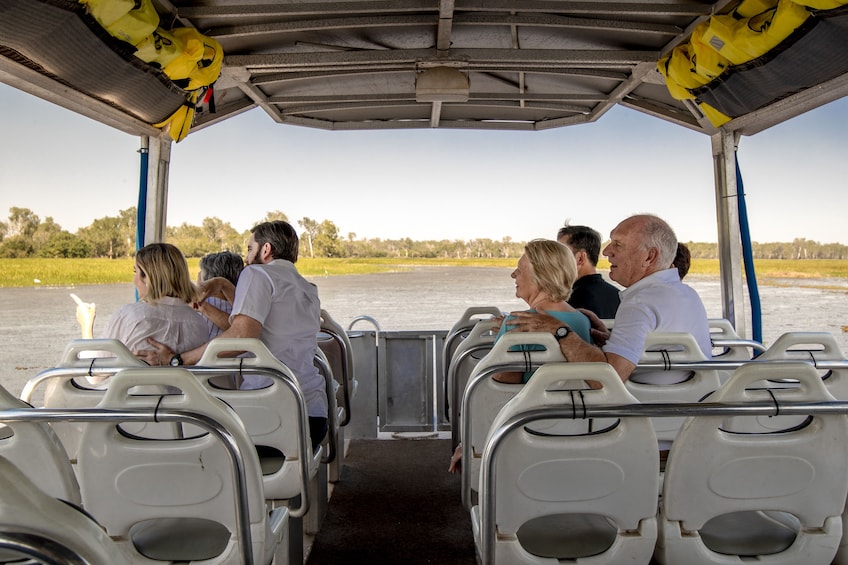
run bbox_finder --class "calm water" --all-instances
[1,266,846,396]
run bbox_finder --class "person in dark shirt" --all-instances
[557,223,621,320]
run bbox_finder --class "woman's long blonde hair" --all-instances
[524,239,578,303]
[135,243,198,304]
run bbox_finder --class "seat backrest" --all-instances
[319,308,358,409]
[76,367,272,564]
[197,338,318,506]
[478,363,659,563]
[722,332,848,434]
[442,306,502,378]
[663,362,848,531]
[0,455,129,565]
[758,332,848,398]
[627,332,723,445]
[461,332,566,509]
[448,318,498,446]
[38,339,178,461]
[0,384,79,504]
[314,346,342,447]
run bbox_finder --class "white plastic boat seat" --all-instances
[449,318,499,413]
[443,305,503,378]
[656,361,848,565]
[76,367,288,565]
[197,338,319,507]
[0,384,79,505]
[448,318,499,448]
[462,332,568,510]
[757,332,848,397]
[37,339,184,462]
[320,308,358,409]
[628,332,724,447]
[0,455,129,565]
[708,318,762,361]
[471,363,659,564]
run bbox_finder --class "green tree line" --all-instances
[0,206,846,260]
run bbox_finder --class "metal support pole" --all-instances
[711,130,747,336]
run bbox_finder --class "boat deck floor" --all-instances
[306,437,476,564]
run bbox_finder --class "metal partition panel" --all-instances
[377,330,446,433]
[347,330,378,439]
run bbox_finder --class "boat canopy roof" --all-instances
[2,0,847,138]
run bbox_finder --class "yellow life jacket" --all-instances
[703,0,811,65]
[80,0,159,46]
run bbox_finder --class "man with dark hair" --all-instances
[557,224,621,319]
[138,220,328,449]
[673,242,691,280]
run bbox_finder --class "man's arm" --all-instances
[199,277,237,304]
[195,300,232,332]
[506,310,636,382]
[136,314,262,366]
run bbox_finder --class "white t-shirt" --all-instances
[231,260,328,419]
[603,268,711,384]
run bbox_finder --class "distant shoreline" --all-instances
[1,257,846,288]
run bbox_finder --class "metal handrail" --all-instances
[631,357,848,374]
[478,398,848,564]
[348,315,381,336]
[0,406,257,565]
[711,338,767,355]
[21,363,313,519]
[0,532,90,565]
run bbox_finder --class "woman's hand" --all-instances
[448,444,462,474]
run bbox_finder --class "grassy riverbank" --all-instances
[1,257,847,288]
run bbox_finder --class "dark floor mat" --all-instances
[307,438,476,565]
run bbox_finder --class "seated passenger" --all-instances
[557,223,621,319]
[508,215,711,384]
[492,238,592,384]
[100,242,208,360]
[194,250,244,339]
[449,239,592,474]
[673,241,691,280]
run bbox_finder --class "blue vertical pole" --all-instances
[136,137,149,302]
[735,158,763,345]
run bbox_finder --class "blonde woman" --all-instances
[448,239,592,474]
[101,243,208,357]
[493,238,592,384]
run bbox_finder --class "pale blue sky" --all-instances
[1,82,846,244]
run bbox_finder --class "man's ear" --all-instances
[574,250,587,267]
[644,246,660,267]
[260,242,273,263]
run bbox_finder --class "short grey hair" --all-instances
[632,214,677,268]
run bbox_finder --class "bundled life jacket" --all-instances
[80,0,224,141]
[79,0,159,46]
[658,0,848,126]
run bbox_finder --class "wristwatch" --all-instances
[169,353,183,366]
[554,326,571,341]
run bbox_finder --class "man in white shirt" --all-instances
[508,214,711,383]
[138,221,328,448]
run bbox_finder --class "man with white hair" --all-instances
[509,214,710,383]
